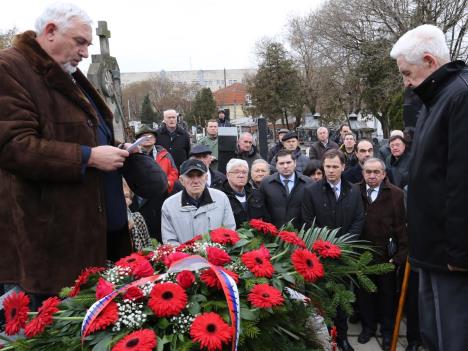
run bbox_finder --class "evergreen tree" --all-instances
[190,88,217,127]
[247,42,305,131]
[139,94,158,126]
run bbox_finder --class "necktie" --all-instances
[367,187,374,203]
[283,179,290,196]
[334,186,339,200]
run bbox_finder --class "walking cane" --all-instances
[390,258,411,351]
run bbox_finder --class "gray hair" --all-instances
[390,24,450,64]
[163,109,178,117]
[226,158,249,173]
[35,2,93,33]
[251,159,270,173]
[363,157,386,171]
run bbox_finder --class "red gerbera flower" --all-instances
[249,219,278,236]
[3,291,30,335]
[84,301,119,336]
[241,246,274,278]
[248,284,285,308]
[209,228,240,245]
[206,247,231,266]
[115,253,148,271]
[176,270,196,289]
[148,282,187,317]
[278,231,306,248]
[312,240,342,259]
[291,249,325,282]
[111,329,157,351]
[24,296,61,338]
[190,312,232,351]
[69,266,105,297]
[200,268,239,290]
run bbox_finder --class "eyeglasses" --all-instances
[229,171,248,175]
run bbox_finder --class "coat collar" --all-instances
[414,60,466,104]
[13,31,113,126]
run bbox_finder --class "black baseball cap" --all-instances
[180,159,208,175]
[189,144,212,157]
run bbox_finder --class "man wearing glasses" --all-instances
[214,158,266,228]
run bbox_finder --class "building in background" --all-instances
[121,68,256,92]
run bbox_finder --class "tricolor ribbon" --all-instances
[81,255,240,350]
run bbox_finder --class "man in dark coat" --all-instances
[270,131,309,173]
[214,158,266,228]
[301,149,364,351]
[385,135,410,189]
[217,109,231,127]
[234,132,261,169]
[260,149,312,229]
[267,128,288,162]
[391,24,468,351]
[357,158,408,350]
[189,144,226,188]
[0,4,131,300]
[309,126,339,161]
[342,139,374,184]
[156,109,191,169]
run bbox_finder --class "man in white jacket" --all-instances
[161,159,236,245]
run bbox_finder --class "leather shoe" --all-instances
[405,343,420,351]
[357,329,374,344]
[382,335,391,351]
[336,338,355,351]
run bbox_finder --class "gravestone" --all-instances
[87,21,127,141]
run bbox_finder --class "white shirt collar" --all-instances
[280,173,295,183]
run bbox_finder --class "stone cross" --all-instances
[96,21,110,57]
[87,21,128,141]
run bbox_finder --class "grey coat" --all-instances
[161,188,236,245]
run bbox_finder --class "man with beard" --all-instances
[0,3,131,305]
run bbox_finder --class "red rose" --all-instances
[133,260,154,278]
[206,247,231,266]
[176,270,196,289]
[95,278,115,299]
[123,286,144,301]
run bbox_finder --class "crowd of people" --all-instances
[0,3,467,351]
